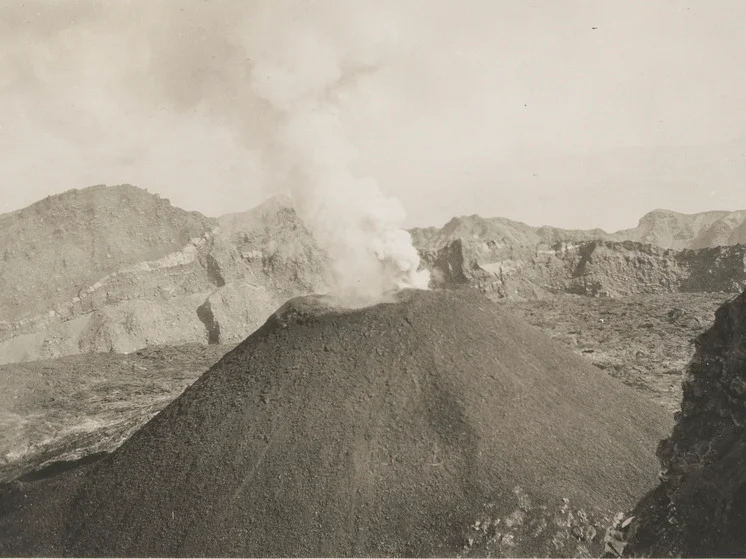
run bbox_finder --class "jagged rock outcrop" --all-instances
[417,237,746,301]
[617,290,746,557]
[412,215,602,300]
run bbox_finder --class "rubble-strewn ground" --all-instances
[0,343,233,482]
[458,487,611,558]
[505,292,731,412]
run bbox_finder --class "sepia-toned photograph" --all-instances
[1,1,745,557]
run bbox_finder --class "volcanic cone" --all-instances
[0,289,671,557]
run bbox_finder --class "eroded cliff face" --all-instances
[418,238,746,301]
[417,238,567,300]
[0,189,330,365]
[617,290,746,557]
[0,184,215,322]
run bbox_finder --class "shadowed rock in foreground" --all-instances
[0,289,671,557]
[622,290,746,557]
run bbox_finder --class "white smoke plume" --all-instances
[0,1,431,303]
[244,8,430,303]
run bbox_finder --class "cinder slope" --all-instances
[0,289,671,557]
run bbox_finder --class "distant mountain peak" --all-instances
[621,208,746,249]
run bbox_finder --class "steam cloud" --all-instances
[2,1,431,301]
[244,9,430,302]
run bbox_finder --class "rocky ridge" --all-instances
[411,207,746,253]
[615,208,746,250]
[418,231,746,301]
[2,185,746,365]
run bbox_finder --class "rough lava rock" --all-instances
[0,344,231,483]
[416,233,746,301]
[505,292,728,413]
[617,289,746,557]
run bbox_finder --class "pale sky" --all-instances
[1,0,745,231]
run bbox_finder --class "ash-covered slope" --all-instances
[0,184,214,322]
[0,289,671,557]
[620,290,746,557]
